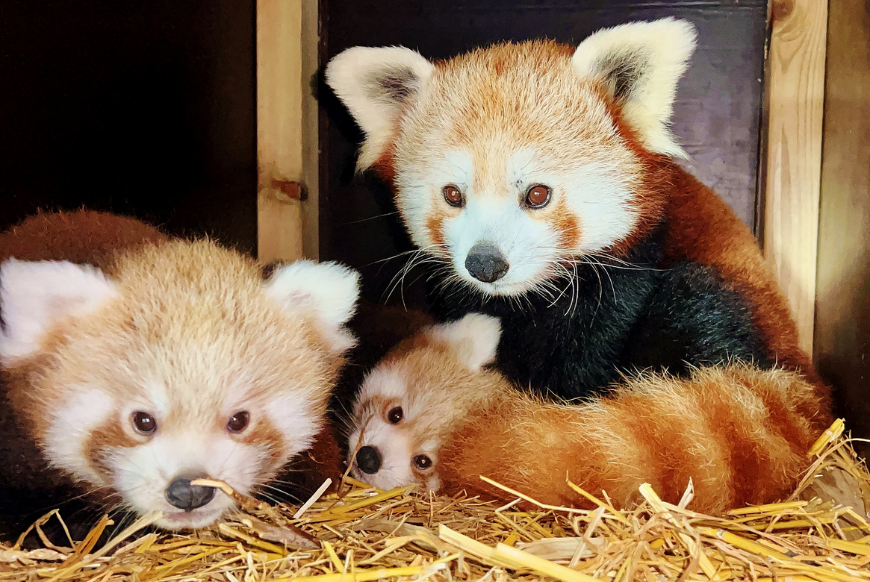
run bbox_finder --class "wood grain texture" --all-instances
[257,0,304,262]
[762,0,828,355]
[300,0,320,259]
[815,0,870,456]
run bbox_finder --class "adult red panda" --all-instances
[325,19,830,421]
[349,314,824,514]
[0,211,357,533]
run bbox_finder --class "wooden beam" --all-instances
[815,0,870,453]
[762,0,828,356]
[300,0,320,259]
[256,0,305,263]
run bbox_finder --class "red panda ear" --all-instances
[571,17,697,159]
[427,313,502,372]
[263,260,361,354]
[325,46,434,171]
[0,259,118,366]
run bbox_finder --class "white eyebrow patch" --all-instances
[505,147,539,190]
[144,380,170,416]
[429,150,475,191]
[359,366,409,401]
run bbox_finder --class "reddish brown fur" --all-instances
[0,209,168,265]
[437,366,823,514]
[552,197,581,249]
[84,417,139,480]
[659,165,830,414]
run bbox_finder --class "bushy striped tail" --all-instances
[438,365,829,514]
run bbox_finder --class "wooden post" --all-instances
[762,0,828,356]
[256,0,305,263]
[814,0,870,453]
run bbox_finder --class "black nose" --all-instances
[165,473,216,511]
[355,445,382,474]
[465,242,509,283]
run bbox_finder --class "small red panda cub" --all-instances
[350,314,825,514]
[0,211,359,531]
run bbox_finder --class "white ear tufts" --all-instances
[325,46,434,170]
[427,313,502,372]
[264,260,361,354]
[0,259,118,366]
[572,17,697,158]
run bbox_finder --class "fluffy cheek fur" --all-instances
[397,148,639,296]
[44,385,321,531]
[43,388,116,488]
[348,368,440,491]
[110,434,257,530]
[348,419,441,493]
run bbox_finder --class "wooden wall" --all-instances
[762,0,828,356]
[255,0,321,263]
[815,0,870,455]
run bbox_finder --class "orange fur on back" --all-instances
[660,167,827,403]
[0,209,168,265]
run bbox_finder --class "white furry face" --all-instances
[326,20,699,297]
[347,367,441,492]
[396,144,639,295]
[346,314,503,492]
[42,345,323,531]
[1,246,360,530]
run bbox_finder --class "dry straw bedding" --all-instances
[2,420,870,582]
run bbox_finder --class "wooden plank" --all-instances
[300,0,320,259]
[257,0,305,262]
[814,0,870,455]
[762,0,827,355]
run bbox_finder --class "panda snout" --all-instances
[355,445,382,474]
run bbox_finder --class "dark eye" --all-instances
[227,411,250,433]
[132,411,157,435]
[525,184,551,209]
[387,407,404,424]
[413,454,432,470]
[442,185,463,207]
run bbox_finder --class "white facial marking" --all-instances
[144,381,170,417]
[558,161,637,252]
[88,377,320,530]
[351,416,416,491]
[44,388,115,487]
[406,147,639,296]
[349,368,439,492]
[115,431,255,530]
[264,393,319,457]
[357,366,408,401]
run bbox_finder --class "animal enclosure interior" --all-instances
[1,0,868,580]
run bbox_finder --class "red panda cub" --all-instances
[325,19,831,422]
[0,211,359,531]
[350,314,825,514]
